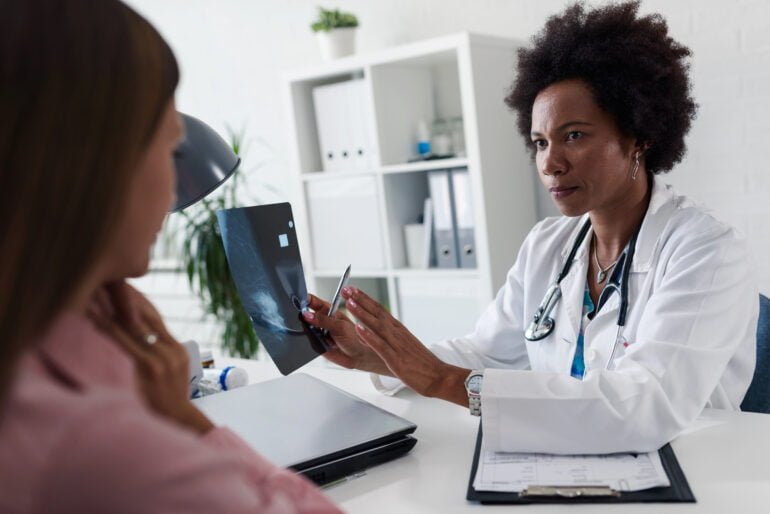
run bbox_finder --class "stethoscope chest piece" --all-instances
[524,283,562,341]
[523,218,639,346]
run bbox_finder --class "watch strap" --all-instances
[468,393,482,416]
[464,370,484,417]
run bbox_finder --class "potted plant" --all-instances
[310,7,359,60]
[176,130,260,358]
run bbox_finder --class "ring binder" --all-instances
[450,168,476,269]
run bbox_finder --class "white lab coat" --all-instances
[375,177,758,454]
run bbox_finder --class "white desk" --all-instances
[219,358,770,513]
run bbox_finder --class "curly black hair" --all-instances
[505,1,697,173]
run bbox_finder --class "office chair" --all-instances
[740,294,770,414]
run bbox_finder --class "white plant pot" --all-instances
[317,27,356,60]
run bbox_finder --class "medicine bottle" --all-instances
[199,366,249,395]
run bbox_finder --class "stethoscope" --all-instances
[524,218,640,364]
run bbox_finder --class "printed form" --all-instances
[473,438,671,493]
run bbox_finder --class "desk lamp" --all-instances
[171,113,241,212]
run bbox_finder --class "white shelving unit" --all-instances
[283,32,537,345]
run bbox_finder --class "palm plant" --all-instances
[176,130,260,358]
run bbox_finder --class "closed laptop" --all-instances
[193,373,417,485]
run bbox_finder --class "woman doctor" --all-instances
[304,1,758,454]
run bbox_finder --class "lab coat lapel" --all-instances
[585,288,620,369]
[585,177,673,368]
[632,176,675,272]
[551,224,591,372]
[586,177,675,368]
[555,177,676,372]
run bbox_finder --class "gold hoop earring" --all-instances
[631,151,641,180]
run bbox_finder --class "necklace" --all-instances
[592,236,620,284]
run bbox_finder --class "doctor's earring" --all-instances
[631,151,641,180]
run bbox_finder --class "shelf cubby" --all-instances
[285,33,537,345]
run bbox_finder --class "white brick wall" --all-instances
[127,0,770,346]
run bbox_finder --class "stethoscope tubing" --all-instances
[525,218,640,343]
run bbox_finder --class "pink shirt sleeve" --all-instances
[37,395,342,514]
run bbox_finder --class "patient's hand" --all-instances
[304,293,393,377]
[87,281,214,434]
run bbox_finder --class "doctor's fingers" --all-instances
[322,346,358,369]
[307,293,331,314]
[345,300,408,344]
[303,308,352,334]
[341,287,394,320]
[355,322,400,365]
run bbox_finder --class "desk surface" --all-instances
[218,358,770,513]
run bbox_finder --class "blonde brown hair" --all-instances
[0,0,179,397]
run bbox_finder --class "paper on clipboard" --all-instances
[472,437,671,493]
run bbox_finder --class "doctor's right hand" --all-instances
[304,294,394,378]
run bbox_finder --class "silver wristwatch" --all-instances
[464,370,484,416]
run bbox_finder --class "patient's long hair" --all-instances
[0,0,179,401]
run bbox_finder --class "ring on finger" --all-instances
[142,332,159,345]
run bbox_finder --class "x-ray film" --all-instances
[217,203,328,375]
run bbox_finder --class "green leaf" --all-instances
[310,6,358,32]
[170,130,264,358]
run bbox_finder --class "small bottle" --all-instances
[450,117,466,157]
[199,366,249,395]
[416,120,431,157]
[431,118,452,157]
[199,349,215,369]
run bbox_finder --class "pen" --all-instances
[327,264,351,319]
[322,264,351,338]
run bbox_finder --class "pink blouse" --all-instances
[0,313,342,514]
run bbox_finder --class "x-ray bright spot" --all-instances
[251,291,291,335]
[279,233,289,247]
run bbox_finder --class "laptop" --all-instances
[193,373,417,485]
[216,202,328,375]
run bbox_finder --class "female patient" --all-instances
[0,1,340,512]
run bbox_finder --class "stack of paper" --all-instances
[473,438,671,493]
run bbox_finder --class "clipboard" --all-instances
[466,425,695,504]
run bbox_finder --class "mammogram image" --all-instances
[217,203,327,374]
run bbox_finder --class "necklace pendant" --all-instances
[597,270,606,283]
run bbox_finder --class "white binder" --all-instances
[421,197,434,268]
[451,168,476,268]
[349,79,374,169]
[312,81,344,172]
[428,170,459,268]
[313,79,373,172]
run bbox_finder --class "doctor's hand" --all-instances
[304,294,393,377]
[87,281,214,435]
[341,287,469,406]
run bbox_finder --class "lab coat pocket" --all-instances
[527,335,573,373]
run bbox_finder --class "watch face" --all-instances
[467,375,483,394]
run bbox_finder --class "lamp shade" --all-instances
[170,113,241,212]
